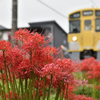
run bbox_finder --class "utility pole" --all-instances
[11,0,17,45]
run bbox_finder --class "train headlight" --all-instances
[72,36,77,41]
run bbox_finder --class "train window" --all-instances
[95,19,100,31]
[84,20,91,30]
[69,20,80,33]
[95,10,100,16]
[70,12,80,19]
[83,11,93,16]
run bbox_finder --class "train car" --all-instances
[68,8,100,60]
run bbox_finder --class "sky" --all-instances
[0,0,99,33]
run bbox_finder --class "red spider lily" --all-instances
[77,57,100,80]
[30,46,57,70]
[1,46,25,80]
[5,91,21,100]
[80,57,96,72]
[41,58,76,89]
[0,51,4,70]
[22,32,46,52]
[95,86,100,90]
[93,63,100,79]
[76,78,88,87]
[63,84,76,100]
[14,28,31,42]
[87,61,100,80]
[0,29,95,100]
[0,40,11,51]
[75,95,94,100]
[17,59,32,79]
[42,58,74,77]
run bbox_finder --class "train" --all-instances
[68,8,100,60]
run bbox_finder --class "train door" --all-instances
[82,19,94,49]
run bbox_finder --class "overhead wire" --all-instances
[90,0,98,7]
[37,0,68,19]
[37,0,99,19]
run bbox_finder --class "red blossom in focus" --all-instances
[0,40,11,51]
[22,32,46,52]
[0,29,59,81]
[42,58,76,88]
[17,59,32,79]
[14,28,31,42]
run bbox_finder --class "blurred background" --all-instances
[0,0,99,58]
[0,0,99,33]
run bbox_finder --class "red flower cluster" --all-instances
[75,95,94,100]
[0,29,59,81]
[0,40,11,51]
[42,58,76,86]
[63,84,76,100]
[5,91,21,100]
[63,84,94,100]
[95,86,100,90]
[14,28,31,42]
[0,29,95,100]
[80,57,100,80]
[87,62,100,79]
[77,57,100,80]
[76,78,88,87]
[41,57,78,100]
[80,57,96,72]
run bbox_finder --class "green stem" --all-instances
[3,50,10,100]
[29,71,34,100]
[25,74,28,100]
[42,76,46,100]
[13,76,17,91]
[92,79,96,99]
[29,50,33,100]
[25,74,27,91]
[82,86,85,94]
[47,74,52,100]
[37,88,40,100]
[13,75,20,100]
[17,77,21,100]
[55,85,61,100]
[35,87,39,100]
[1,70,6,100]
[65,83,69,100]
[30,51,32,64]
[0,83,3,99]
[55,81,64,100]
[60,90,64,100]
[29,72,32,100]
[19,77,23,100]
[8,67,15,100]
[34,75,39,100]
[33,73,36,100]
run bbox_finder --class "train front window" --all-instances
[96,19,100,31]
[69,20,80,33]
[95,10,100,16]
[84,20,91,31]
